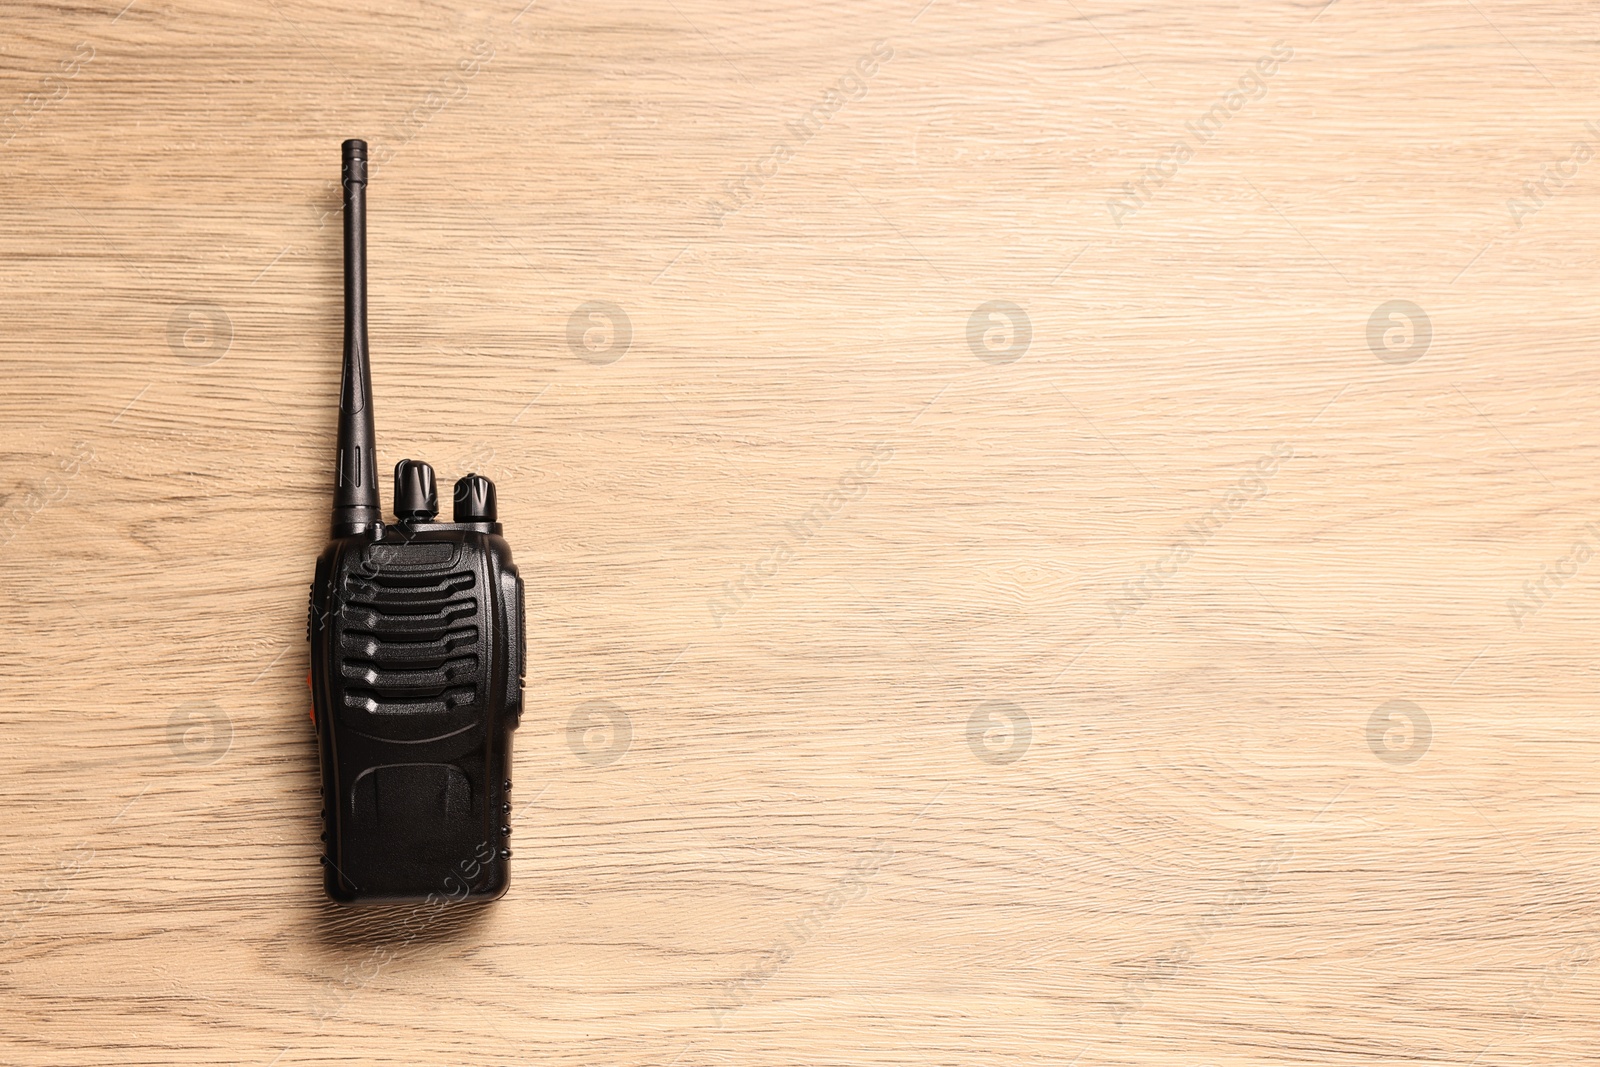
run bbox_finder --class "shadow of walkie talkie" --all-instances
[314,894,492,946]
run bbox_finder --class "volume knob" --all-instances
[394,460,438,521]
[453,473,497,523]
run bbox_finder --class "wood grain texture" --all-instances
[2,0,1598,1063]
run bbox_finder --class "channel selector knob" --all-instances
[454,473,497,523]
[393,459,438,520]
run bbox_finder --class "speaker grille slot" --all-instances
[339,567,481,725]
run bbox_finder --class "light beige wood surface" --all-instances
[3,0,1598,1063]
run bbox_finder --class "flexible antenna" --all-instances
[332,139,381,536]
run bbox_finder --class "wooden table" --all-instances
[3,0,1596,1063]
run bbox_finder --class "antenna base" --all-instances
[331,513,383,539]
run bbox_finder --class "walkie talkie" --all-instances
[307,140,524,905]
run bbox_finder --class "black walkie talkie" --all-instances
[308,140,524,905]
